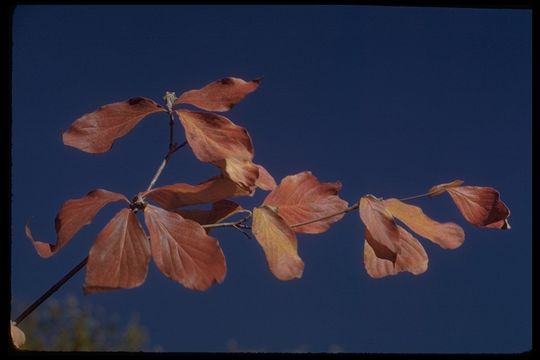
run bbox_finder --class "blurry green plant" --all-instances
[13,295,154,351]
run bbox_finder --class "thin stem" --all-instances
[202,211,253,230]
[14,256,89,325]
[168,111,175,151]
[145,140,188,192]
[398,192,431,202]
[290,203,359,229]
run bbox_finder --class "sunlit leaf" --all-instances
[427,179,464,197]
[175,77,261,112]
[143,176,251,210]
[358,195,400,262]
[63,97,165,153]
[25,189,128,258]
[144,205,226,290]
[255,164,277,191]
[10,321,25,349]
[447,186,511,229]
[364,225,428,279]
[176,109,257,189]
[215,158,260,191]
[84,208,151,294]
[263,171,348,234]
[383,198,465,249]
[252,206,304,280]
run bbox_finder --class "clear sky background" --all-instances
[11,5,531,353]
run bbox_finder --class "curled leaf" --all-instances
[143,176,251,210]
[175,77,261,112]
[252,206,304,280]
[383,198,465,249]
[427,179,464,197]
[447,186,511,229]
[358,195,400,262]
[176,109,257,189]
[364,225,428,279]
[25,189,128,258]
[10,321,25,349]
[255,164,277,191]
[263,171,348,234]
[144,205,226,291]
[63,97,165,153]
[84,209,151,294]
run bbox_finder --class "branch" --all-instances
[14,256,89,325]
[289,203,360,229]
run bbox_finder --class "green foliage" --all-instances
[15,296,153,351]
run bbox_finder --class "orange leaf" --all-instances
[358,195,400,262]
[176,109,258,189]
[25,189,128,258]
[427,179,464,197]
[176,200,245,227]
[383,198,465,249]
[10,321,25,349]
[254,164,277,191]
[63,97,165,153]
[252,206,304,280]
[215,158,260,191]
[84,208,151,294]
[143,176,251,210]
[144,205,226,290]
[175,77,261,112]
[447,186,511,229]
[364,226,428,279]
[263,171,348,234]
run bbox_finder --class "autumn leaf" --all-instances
[254,164,277,191]
[25,189,128,258]
[63,97,165,153]
[263,171,348,234]
[176,199,246,227]
[143,176,251,211]
[174,77,261,112]
[84,208,151,294]
[144,205,226,290]
[447,186,511,229]
[383,198,465,249]
[10,321,25,349]
[358,195,400,262]
[429,181,511,229]
[176,109,258,189]
[364,225,428,279]
[252,206,304,280]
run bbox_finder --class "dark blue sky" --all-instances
[11,5,531,353]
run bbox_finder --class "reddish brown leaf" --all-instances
[10,321,25,349]
[84,208,151,294]
[364,225,428,279]
[262,171,348,234]
[25,189,128,258]
[143,176,251,210]
[383,198,465,249]
[176,200,245,226]
[63,97,165,153]
[252,206,304,281]
[175,77,261,112]
[176,109,257,189]
[144,205,226,290]
[428,179,464,197]
[358,195,400,262]
[255,164,277,191]
[447,186,511,229]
